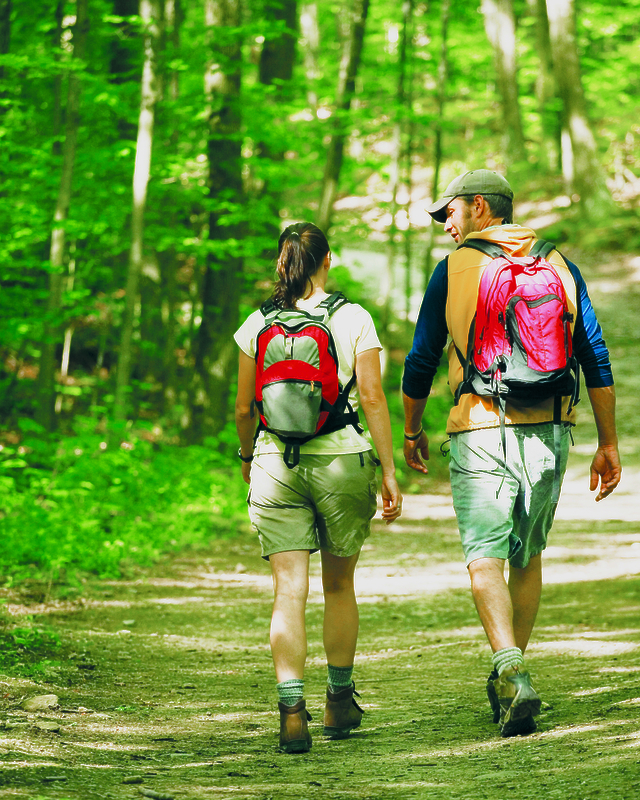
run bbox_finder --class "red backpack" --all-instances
[255,292,360,468]
[453,239,580,502]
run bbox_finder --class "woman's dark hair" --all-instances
[272,222,330,309]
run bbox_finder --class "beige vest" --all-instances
[444,226,578,434]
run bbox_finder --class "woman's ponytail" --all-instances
[272,222,329,308]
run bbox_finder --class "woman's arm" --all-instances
[355,348,402,523]
[235,351,258,485]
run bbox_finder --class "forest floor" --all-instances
[2,246,640,800]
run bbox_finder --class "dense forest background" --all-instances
[1,0,639,585]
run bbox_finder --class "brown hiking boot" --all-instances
[278,699,312,753]
[494,667,541,737]
[323,683,364,739]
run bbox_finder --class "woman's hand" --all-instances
[380,473,402,524]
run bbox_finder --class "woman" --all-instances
[234,222,401,753]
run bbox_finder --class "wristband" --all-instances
[404,427,423,441]
[238,448,254,463]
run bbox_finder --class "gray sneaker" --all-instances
[494,667,541,737]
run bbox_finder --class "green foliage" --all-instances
[0,425,248,583]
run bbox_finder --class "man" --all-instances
[403,169,622,737]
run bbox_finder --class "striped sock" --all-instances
[276,678,304,707]
[327,664,354,692]
[492,647,524,676]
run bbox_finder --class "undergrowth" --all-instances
[0,418,247,586]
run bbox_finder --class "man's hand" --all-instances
[403,431,429,474]
[241,461,252,485]
[590,444,621,502]
[380,474,402,524]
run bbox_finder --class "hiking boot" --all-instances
[494,667,541,738]
[486,668,500,723]
[278,699,312,753]
[323,682,364,739]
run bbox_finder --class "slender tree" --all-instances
[529,0,560,172]
[158,0,183,414]
[114,0,162,421]
[545,0,613,216]
[0,1,9,81]
[0,0,12,192]
[316,0,369,232]
[300,2,320,113]
[257,1,298,245]
[188,0,243,440]
[424,0,450,290]
[481,0,526,163]
[402,0,415,324]
[382,0,413,339]
[37,0,90,431]
[51,2,64,157]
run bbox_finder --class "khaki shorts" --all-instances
[449,423,571,569]
[248,451,378,559]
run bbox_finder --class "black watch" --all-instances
[238,448,253,463]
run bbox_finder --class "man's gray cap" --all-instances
[427,169,514,223]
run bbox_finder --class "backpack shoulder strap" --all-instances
[529,239,556,259]
[456,239,505,259]
[318,291,351,317]
[260,298,279,318]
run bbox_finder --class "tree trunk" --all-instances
[0,0,9,87]
[381,0,413,339]
[37,0,90,432]
[0,0,9,52]
[545,0,613,216]
[0,0,11,189]
[402,0,415,325]
[187,0,243,442]
[529,0,560,172]
[481,0,526,163]
[159,0,182,413]
[52,2,64,157]
[110,0,141,140]
[54,245,77,415]
[257,1,298,246]
[424,0,450,291]
[300,3,320,113]
[316,0,369,232]
[114,0,161,421]
[162,0,182,102]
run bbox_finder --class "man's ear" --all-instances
[470,194,484,218]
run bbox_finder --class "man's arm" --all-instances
[587,385,622,501]
[566,261,621,500]
[402,260,448,474]
[403,393,430,474]
[402,260,449,399]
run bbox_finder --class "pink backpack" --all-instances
[453,239,580,501]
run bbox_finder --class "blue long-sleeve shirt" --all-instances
[403,257,613,400]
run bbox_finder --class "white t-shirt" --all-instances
[234,295,382,455]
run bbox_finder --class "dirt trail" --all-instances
[2,469,640,800]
